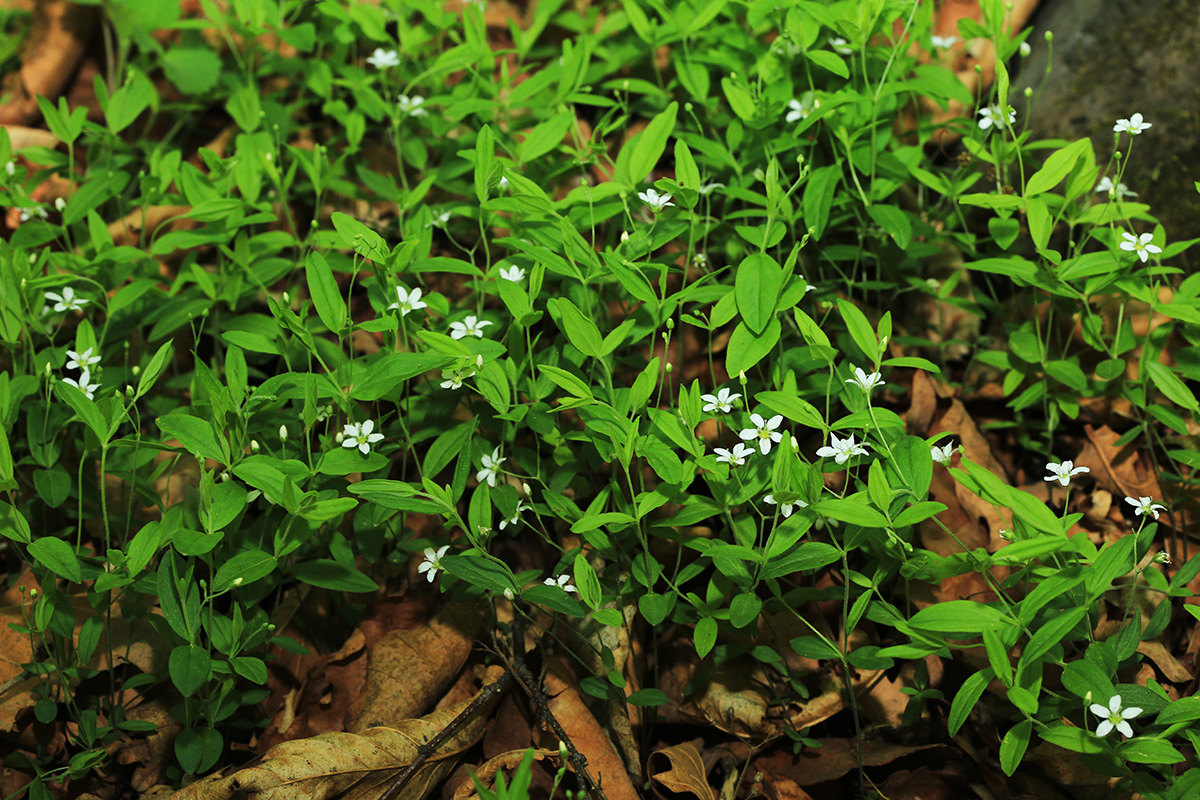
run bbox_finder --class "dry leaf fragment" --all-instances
[648,742,716,800]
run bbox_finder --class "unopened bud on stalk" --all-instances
[1020,42,1031,57]
[335,431,344,444]
[1024,87,1032,98]
[620,231,629,243]
[282,292,291,305]
[522,482,531,495]
[132,365,140,375]
[739,370,747,385]
[54,198,65,212]
[251,439,260,453]
[665,363,673,373]
[279,425,288,442]
[666,318,674,330]
[1044,30,1053,42]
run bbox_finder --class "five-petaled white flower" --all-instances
[930,35,959,49]
[387,285,427,316]
[1113,113,1151,135]
[544,574,577,593]
[764,494,795,518]
[417,545,449,583]
[499,500,529,531]
[846,366,885,394]
[1096,176,1137,199]
[785,98,813,123]
[977,104,1016,131]
[499,265,526,282]
[430,209,452,228]
[45,287,87,312]
[366,48,400,69]
[397,94,428,117]
[477,446,505,487]
[66,347,100,370]
[816,433,870,465]
[342,420,385,454]
[19,206,47,222]
[61,369,99,400]
[931,441,956,465]
[1044,459,1089,486]
[714,442,755,467]
[1090,695,1142,738]
[439,364,476,390]
[739,413,784,455]
[638,188,673,213]
[829,37,853,55]
[701,387,741,414]
[1119,231,1162,263]
[1125,495,1166,520]
[449,315,493,339]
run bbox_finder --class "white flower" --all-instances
[449,315,493,339]
[18,206,47,222]
[714,442,754,466]
[739,413,784,455]
[701,387,741,414]
[387,285,427,316]
[499,501,529,531]
[1155,551,1171,564]
[341,419,385,455]
[1019,41,1031,57]
[499,265,526,282]
[816,433,870,465]
[366,48,400,69]
[1125,495,1166,520]
[931,35,960,49]
[477,446,505,487]
[417,545,449,583]
[279,425,288,442]
[66,347,100,370]
[1119,231,1162,263]
[61,369,99,400]
[45,287,87,312]
[977,104,1016,131]
[1090,695,1142,738]
[829,37,853,55]
[1113,113,1151,135]
[698,182,724,195]
[1095,176,1137,199]
[397,94,427,117]
[1044,459,1089,486]
[439,363,477,389]
[785,99,810,123]
[638,188,673,213]
[544,574,577,593]
[4,161,13,176]
[498,175,510,190]
[931,441,956,465]
[846,366,885,393]
[764,494,795,518]
[430,209,452,228]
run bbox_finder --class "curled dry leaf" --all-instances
[170,666,508,800]
[648,741,716,800]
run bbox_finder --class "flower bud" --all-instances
[30,588,38,598]
[335,431,344,444]
[279,425,288,442]
[503,587,515,600]
[55,197,66,212]
[132,365,140,375]
[233,577,244,586]
[620,231,629,243]
[282,292,291,305]
[665,363,673,373]
[739,370,747,385]
[1023,87,1032,98]
[250,439,260,453]
[4,161,13,176]
[666,317,674,330]
[1155,551,1171,564]
[522,482,531,495]
[1044,30,1053,42]
[1019,42,1031,57]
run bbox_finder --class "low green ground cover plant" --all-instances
[2,0,1200,797]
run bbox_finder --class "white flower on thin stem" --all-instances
[816,433,870,465]
[449,315,493,339]
[477,446,505,487]
[1155,551,1171,564]
[66,347,100,370]
[931,35,959,49]
[387,285,427,316]
[1113,113,1151,135]
[828,37,852,55]
[45,287,87,312]
[1125,495,1166,520]
[714,442,754,467]
[701,387,741,414]
[1095,176,1137,199]
[638,188,673,213]
[61,369,99,400]
[499,265,526,282]
[18,206,47,222]
[341,419,385,455]
[397,94,428,117]
[764,494,795,518]
[977,104,1016,131]
[1090,695,1142,738]
[785,99,811,124]
[1044,459,1089,486]
[430,209,452,228]
[439,363,477,389]
[499,500,529,531]
[846,366,885,394]
[544,574,577,593]
[739,413,784,455]
[417,545,449,583]
[1119,231,1162,263]
[366,48,400,69]
[931,441,956,465]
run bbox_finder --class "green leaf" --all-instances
[729,592,762,628]
[948,667,994,735]
[538,365,594,400]
[1146,361,1199,411]
[157,414,228,465]
[330,211,389,263]
[1025,139,1089,197]
[674,139,700,192]
[518,110,574,163]
[725,318,781,376]
[1005,486,1063,535]
[867,205,912,250]
[212,550,277,593]
[720,78,756,121]
[813,498,888,528]
[169,645,211,697]
[27,537,82,583]
[999,720,1032,776]
[106,72,155,134]
[628,101,677,184]
[350,353,453,401]
[135,340,175,402]
[909,600,1012,636]
[639,592,675,625]
[626,688,669,706]
[756,391,825,429]
[548,298,604,358]
[305,251,346,333]
[694,616,717,658]
[573,553,603,611]
[735,253,782,335]
[175,728,223,775]
[803,164,840,240]
[805,48,849,78]
[1045,359,1087,391]
[54,383,108,443]
[836,298,878,362]
[289,560,378,592]
[475,124,494,203]
[442,554,516,595]
[1022,605,1086,667]
[1116,738,1186,765]
[162,46,222,94]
